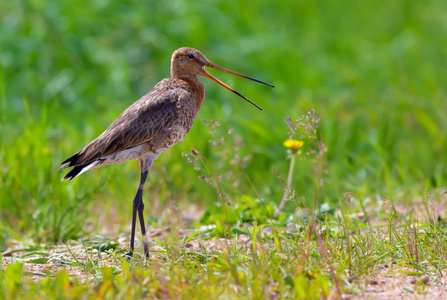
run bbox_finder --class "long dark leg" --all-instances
[137,171,150,259]
[126,171,148,258]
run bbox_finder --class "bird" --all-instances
[59,47,274,259]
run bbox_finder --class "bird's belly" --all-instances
[96,144,163,167]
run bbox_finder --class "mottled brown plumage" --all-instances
[59,47,274,259]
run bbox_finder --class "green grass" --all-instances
[1,192,446,298]
[1,0,447,298]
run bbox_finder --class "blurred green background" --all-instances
[1,0,446,247]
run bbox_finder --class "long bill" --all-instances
[202,61,275,111]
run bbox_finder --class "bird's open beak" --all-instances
[202,61,274,111]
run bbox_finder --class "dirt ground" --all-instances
[4,241,447,299]
[341,197,447,299]
[2,198,447,299]
[341,267,447,300]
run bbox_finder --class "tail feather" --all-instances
[61,152,81,166]
[58,162,70,171]
[63,165,86,181]
[61,160,99,181]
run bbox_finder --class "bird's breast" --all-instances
[138,78,205,152]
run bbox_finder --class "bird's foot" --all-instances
[144,251,151,261]
[125,250,134,260]
[125,250,151,262]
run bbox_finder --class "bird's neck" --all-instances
[172,72,203,90]
[170,75,205,111]
[171,67,197,82]
[188,77,205,110]
[173,73,198,84]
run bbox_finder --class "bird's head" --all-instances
[171,47,274,110]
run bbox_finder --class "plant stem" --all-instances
[274,154,296,217]
[287,155,296,189]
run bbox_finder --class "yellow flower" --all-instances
[283,139,304,153]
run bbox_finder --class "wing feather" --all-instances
[61,81,186,168]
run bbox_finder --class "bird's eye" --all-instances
[187,54,195,59]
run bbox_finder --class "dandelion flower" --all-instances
[283,139,304,153]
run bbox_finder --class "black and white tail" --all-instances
[59,153,99,181]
